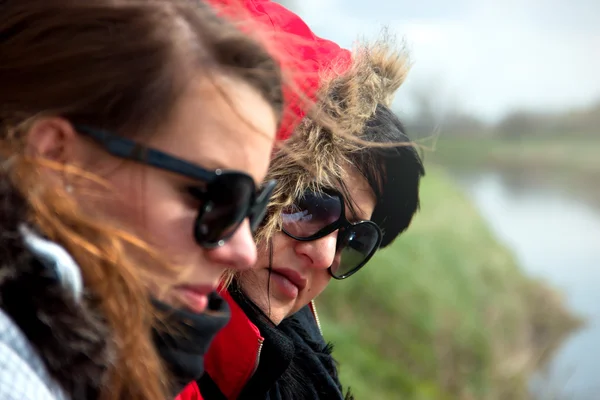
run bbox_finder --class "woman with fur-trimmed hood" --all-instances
[176,4,424,400]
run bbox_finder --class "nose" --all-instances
[294,231,338,270]
[205,219,257,271]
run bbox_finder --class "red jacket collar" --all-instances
[203,289,263,400]
[175,382,202,400]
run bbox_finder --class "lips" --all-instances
[174,284,216,314]
[271,268,307,291]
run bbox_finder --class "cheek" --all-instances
[143,196,196,255]
[240,245,271,289]
[77,165,145,229]
[236,238,280,302]
[87,167,199,263]
[271,232,295,255]
[254,233,288,268]
[306,271,332,299]
[237,268,270,309]
[135,182,201,266]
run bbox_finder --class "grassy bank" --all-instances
[429,136,600,175]
[317,167,581,400]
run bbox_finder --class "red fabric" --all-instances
[204,290,263,399]
[174,382,202,400]
[177,290,263,400]
[206,0,352,141]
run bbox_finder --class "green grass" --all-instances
[317,167,581,400]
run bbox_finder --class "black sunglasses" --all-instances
[74,125,277,248]
[281,189,382,279]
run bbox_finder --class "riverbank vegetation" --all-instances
[406,87,600,175]
[317,167,582,400]
[428,136,600,175]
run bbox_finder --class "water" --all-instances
[453,170,600,399]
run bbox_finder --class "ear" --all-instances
[24,117,78,164]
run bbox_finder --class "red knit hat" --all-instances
[206,0,352,141]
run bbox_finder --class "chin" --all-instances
[267,308,289,326]
[253,296,291,325]
[270,301,298,324]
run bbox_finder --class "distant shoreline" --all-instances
[428,136,600,210]
[428,136,600,176]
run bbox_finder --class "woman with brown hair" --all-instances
[0,0,289,399]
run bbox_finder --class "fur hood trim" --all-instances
[257,35,410,243]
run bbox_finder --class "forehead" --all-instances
[149,74,277,185]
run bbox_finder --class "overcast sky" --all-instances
[287,0,600,122]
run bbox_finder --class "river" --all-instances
[452,169,600,400]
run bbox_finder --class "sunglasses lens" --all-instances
[282,191,342,238]
[249,180,277,232]
[331,222,381,279]
[194,174,255,246]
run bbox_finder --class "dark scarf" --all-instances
[153,293,230,396]
[199,282,353,400]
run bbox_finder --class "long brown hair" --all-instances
[0,0,282,399]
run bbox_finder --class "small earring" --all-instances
[65,184,73,193]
